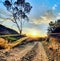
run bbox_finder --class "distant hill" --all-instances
[0,24,19,35]
[0,24,26,41]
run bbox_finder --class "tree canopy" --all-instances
[3,0,32,35]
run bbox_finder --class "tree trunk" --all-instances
[15,19,21,35]
[20,19,22,35]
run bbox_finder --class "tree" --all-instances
[3,0,32,35]
[47,19,60,37]
[48,21,55,34]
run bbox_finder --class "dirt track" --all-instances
[0,42,49,61]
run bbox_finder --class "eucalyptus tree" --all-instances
[3,0,32,35]
[47,21,55,34]
[47,19,60,37]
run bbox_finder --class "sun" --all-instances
[27,31,40,38]
[31,31,38,37]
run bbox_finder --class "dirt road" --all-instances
[33,42,49,61]
[0,42,49,61]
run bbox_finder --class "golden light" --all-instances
[26,31,40,38]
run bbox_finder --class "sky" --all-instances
[0,0,60,37]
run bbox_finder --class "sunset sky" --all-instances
[0,0,60,37]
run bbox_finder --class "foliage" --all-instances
[3,0,32,34]
[0,37,28,49]
[47,19,60,37]
[4,36,18,42]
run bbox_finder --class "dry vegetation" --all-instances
[0,37,28,50]
[42,37,60,61]
[0,37,60,61]
[0,38,10,49]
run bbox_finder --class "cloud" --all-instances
[0,8,12,16]
[55,12,60,20]
[30,2,49,20]
[52,4,57,10]
[58,12,60,15]
[23,27,47,37]
[30,10,56,25]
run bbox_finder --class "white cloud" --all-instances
[55,12,60,20]
[58,12,60,15]
[30,10,56,25]
[52,4,57,10]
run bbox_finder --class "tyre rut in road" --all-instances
[20,42,38,61]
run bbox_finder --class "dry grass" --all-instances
[0,38,10,49]
[0,37,28,50]
[42,38,60,61]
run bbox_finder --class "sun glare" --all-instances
[27,31,40,38]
